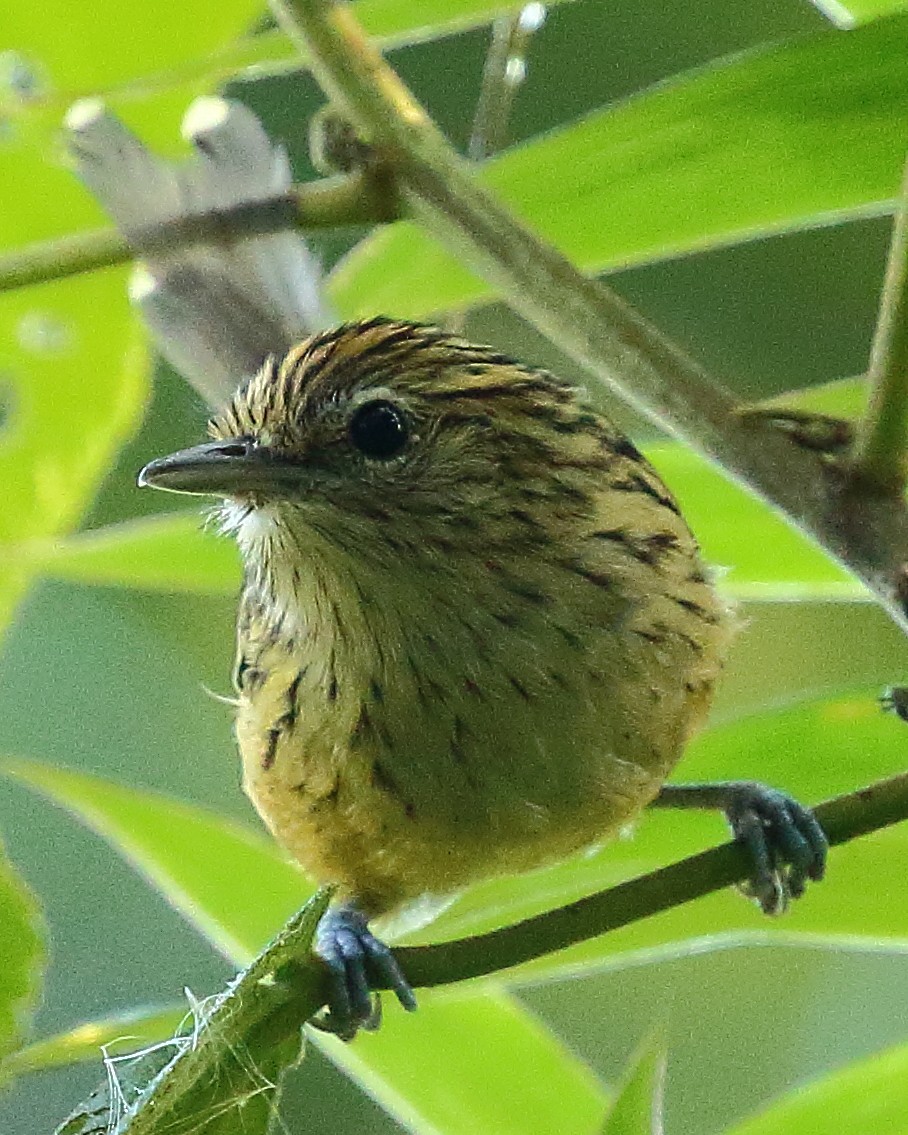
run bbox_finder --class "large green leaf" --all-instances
[23,512,239,595]
[0,758,308,964]
[0,269,148,634]
[726,1037,908,1135]
[0,0,264,639]
[0,762,605,1134]
[649,445,858,601]
[3,0,574,126]
[323,988,608,1135]
[331,14,908,319]
[0,834,45,1075]
[17,989,607,1135]
[1,0,260,97]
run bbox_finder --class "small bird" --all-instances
[139,318,827,1037]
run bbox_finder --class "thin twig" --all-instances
[0,225,130,294]
[269,0,908,635]
[0,170,399,294]
[468,4,546,161]
[446,3,544,337]
[848,153,908,496]
[78,770,908,1135]
[397,770,908,988]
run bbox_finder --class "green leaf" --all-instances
[2,0,261,104]
[331,14,908,319]
[323,987,608,1135]
[759,376,867,418]
[0,25,152,639]
[54,1047,178,1135]
[600,1031,667,1135]
[51,897,333,1135]
[24,512,239,595]
[0,758,308,964]
[0,273,149,634]
[5,0,576,132]
[5,1004,185,1076]
[0,833,45,1076]
[41,991,606,1135]
[726,1037,908,1135]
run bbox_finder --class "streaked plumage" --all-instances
[208,319,731,916]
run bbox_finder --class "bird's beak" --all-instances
[137,440,298,497]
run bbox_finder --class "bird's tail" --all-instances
[66,95,332,409]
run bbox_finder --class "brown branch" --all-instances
[268,0,908,638]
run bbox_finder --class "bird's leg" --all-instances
[312,902,417,1040]
[650,782,828,915]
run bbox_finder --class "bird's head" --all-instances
[139,319,608,578]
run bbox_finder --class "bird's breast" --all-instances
[231,545,728,913]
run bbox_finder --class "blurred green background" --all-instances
[2,0,908,1132]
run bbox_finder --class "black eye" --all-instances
[348,400,409,459]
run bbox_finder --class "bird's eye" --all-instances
[348,400,409,459]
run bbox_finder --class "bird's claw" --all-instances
[312,905,416,1040]
[724,783,828,915]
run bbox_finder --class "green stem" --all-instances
[399,770,908,987]
[468,5,544,161]
[0,171,399,294]
[848,154,908,495]
[82,770,908,1135]
[270,0,908,636]
[0,226,129,293]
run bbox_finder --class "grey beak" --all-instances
[138,439,296,496]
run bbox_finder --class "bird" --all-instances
[139,317,827,1038]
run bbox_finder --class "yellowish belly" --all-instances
[234,593,724,916]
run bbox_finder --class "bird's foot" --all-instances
[722,782,827,915]
[311,905,417,1041]
[652,781,828,915]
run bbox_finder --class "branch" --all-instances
[400,771,908,987]
[848,153,908,496]
[468,3,546,161]
[0,169,400,294]
[267,0,908,636]
[87,771,908,1135]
